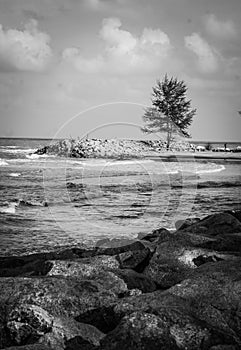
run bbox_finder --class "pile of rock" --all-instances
[1,209,241,349]
[35,138,193,158]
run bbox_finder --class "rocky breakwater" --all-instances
[35,138,193,158]
[1,209,241,349]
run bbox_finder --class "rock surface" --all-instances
[34,138,193,159]
[1,209,241,349]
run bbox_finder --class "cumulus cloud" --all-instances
[62,17,172,73]
[185,33,219,73]
[0,19,52,72]
[205,14,236,39]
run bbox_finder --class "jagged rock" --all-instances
[175,218,201,231]
[64,336,97,350]
[143,232,229,288]
[226,210,241,223]
[0,241,147,278]
[38,317,104,350]
[139,228,171,243]
[113,269,157,293]
[107,260,241,349]
[116,248,150,272]
[177,212,241,236]
[200,232,241,252]
[99,312,180,350]
[3,345,51,350]
[46,256,120,277]
[6,305,52,345]
[0,276,117,320]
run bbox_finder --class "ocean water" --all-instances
[0,138,240,256]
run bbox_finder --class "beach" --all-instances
[0,138,241,349]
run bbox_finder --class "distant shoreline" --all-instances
[147,151,241,162]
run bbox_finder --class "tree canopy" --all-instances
[142,75,196,149]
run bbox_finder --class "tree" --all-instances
[142,75,196,150]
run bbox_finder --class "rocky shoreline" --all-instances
[1,210,241,349]
[35,138,194,158]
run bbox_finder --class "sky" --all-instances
[0,0,241,141]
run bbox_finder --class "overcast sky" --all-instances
[0,0,241,141]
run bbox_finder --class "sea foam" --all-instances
[0,159,8,166]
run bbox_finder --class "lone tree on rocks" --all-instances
[142,75,196,150]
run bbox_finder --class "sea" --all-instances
[0,138,240,256]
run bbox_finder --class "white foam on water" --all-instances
[0,159,8,166]
[197,164,225,174]
[26,153,54,160]
[9,173,21,177]
[82,159,154,167]
[0,202,17,214]
[0,148,35,154]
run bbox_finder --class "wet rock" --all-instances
[0,241,147,277]
[99,312,180,350]
[46,256,120,278]
[97,240,147,255]
[113,269,157,293]
[0,276,117,321]
[109,260,241,349]
[200,233,241,253]
[139,227,171,243]
[209,346,237,350]
[193,254,224,266]
[3,345,52,350]
[116,248,150,272]
[226,210,241,223]
[75,306,119,334]
[175,218,201,231]
[38,317,104,350]
[64,336,97,350]
[143,232,228,288]
[6,305,52,345]
[177,212,241,236]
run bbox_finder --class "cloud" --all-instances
[62,17,172,74]
[184,33,219,73]
[100,17,137,55]
[62,48,104,73]
[0,19,52,72]
[204,14,236,39]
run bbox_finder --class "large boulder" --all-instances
[0,276,117,348]
[46,256,120,278]
[143,232,231,288]
[0,241,148,278]
[177,212,241,236]
[99,312,180,350]
[3,345,51,350]
[38,317,104,350]
[102,260,241,349]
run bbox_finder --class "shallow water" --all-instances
[0,138,240,256]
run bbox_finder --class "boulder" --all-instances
[3,345,51,350]
[143,232,230,288]
[177,212,241,236]
[139,228,171,243]
[99,312,180,350]
[6,305,52,345]
[116,248,150,272]
[113,269,157,293]
[46,256,120,277]
[175,218,201,231]
[38,317,104,350]
[107,260,241,349]
[226,210,241,223]
[0,241,147,278]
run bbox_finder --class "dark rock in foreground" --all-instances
[1,209,241,349]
